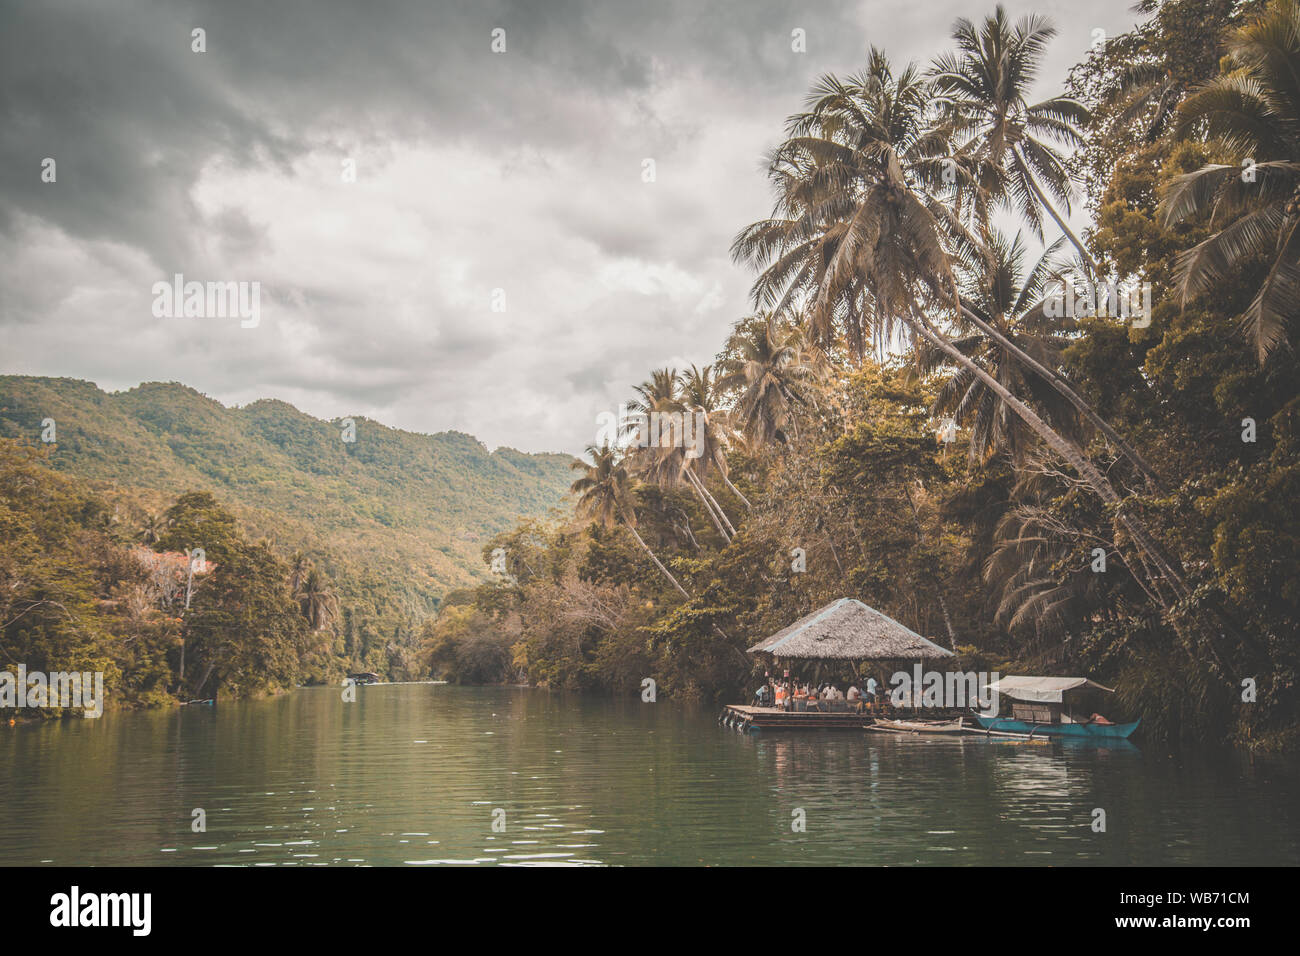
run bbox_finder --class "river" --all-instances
[2,684,1297,866]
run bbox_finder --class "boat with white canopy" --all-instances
[974,676,1140,740]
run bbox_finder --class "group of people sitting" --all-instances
[754,677,882,714]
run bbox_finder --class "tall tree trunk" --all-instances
[955,298,1163,489]
[719,469,753,510]
[910,316,1186,611]
[823,531,846,581]
[1013,145,1098,276]
[921,270,1162,489]
[194,662,216,697]
[623,515,747,664]
[689,468,738,538]
[624,510,746,659]
[623,517,690,598]
[1145,81,1176,143]
[675,515,702,552]
[683,470,732,543]
[936,592,959,651]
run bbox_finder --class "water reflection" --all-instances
[0,684,1297,866]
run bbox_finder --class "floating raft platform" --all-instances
[720,704,870,732]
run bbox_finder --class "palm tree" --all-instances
[287,550,310,596]
[622,369,736,542]
[931,6,1097,273]
[1100,0,1240,146]
[733,49,1188,610]
[918,231,1082,464]
[296,568,338,631]
[1160,0,1300,361]
[138,510,169,546]
[569,443,689,597]
[917,234,1191,619]
[732,50,964,362]
[983,502,1108,640]
[718,315,825,450]
[678,364,752,511]
[784,33,1159,485]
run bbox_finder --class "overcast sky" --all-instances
[0,0,1144,455]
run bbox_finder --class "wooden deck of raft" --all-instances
[721,704,870,731]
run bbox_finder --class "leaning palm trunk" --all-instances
[904,484,959,647]
[953,297,1162,489]
[936,591,959,649]
[675,516,702,552]
[622,514,690,598]
[624,509,744,658]
[910,315,1186,611]
[919,272,1162,488]
[717,467,753,510]
[1013,145,1098,277]
[689,468,738,538]
[683,469,732,543]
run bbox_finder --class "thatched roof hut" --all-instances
[747,598,954,661]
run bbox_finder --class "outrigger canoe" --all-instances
[973,714,1140,740]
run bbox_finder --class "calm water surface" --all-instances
[2,684,1298,866]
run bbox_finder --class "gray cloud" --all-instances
[1,0,1143,454]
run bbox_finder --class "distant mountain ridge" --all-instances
[0,376,576,601]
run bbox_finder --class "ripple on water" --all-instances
[0,685,1297,865]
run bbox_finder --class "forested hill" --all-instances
[0,376,576,598]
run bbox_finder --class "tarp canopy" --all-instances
[985,676,1114,704]
[747,598,954,661]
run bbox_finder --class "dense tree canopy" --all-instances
[432,0,1300,752]
[7,2,1298,752]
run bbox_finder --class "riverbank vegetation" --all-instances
[0,441,346,710]
[6,1,1298,751]
[428,0,1300,751]
[0,379,576,708]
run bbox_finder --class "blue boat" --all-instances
[975,676,1140,740]
[974,714,1140,740]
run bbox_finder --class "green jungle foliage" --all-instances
[422,0,1300,753]
[6,2,1300,753]
[0,378,575,700]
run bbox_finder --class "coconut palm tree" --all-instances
[732,50,966,362]
[570,443,689,597]
[1160,0,1300,361]
[678,364,752,511]
[734,48,1134,482]
[754,39,1159,486]
[296,568,338,632]
[930,6,1097,273]
[733,49,1188,610]
[1100,0,1240,146]
[917,231,1083,464]
[287,550,311,595]
[622,369,736,542]
[138,510,169,546]
[718,315,826,450]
